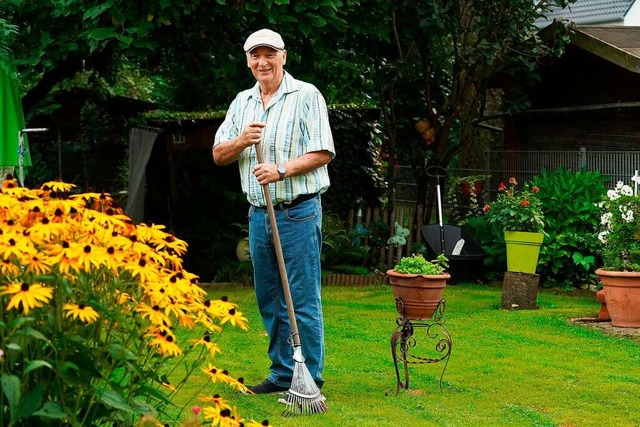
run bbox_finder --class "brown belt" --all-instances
[255,193,318,210]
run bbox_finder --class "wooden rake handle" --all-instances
[254,142,302,348]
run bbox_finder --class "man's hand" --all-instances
[241,122,265,148]
[253,163,279,185]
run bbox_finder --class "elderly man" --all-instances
[212,29,335,394]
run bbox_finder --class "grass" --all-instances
[174,283,640,427]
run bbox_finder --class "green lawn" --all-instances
[176,283,640,427]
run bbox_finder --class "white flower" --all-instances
[615,181,625,190]
[621,185,634,196]
[598,230,609,244]
[607,189,620,201]
[600,212,612,226]
[632,175,640,185]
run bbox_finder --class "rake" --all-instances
[254,141,328,416]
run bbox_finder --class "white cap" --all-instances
[243,29,285,53]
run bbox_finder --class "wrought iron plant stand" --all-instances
[390,297,452,394]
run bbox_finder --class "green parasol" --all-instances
[0,57,30,181]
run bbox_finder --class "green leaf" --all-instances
[1,374,21,424]
[16,327,50,342]
[97,388,131,411]
[32,402,68,420]
[83,2,114,20]
[23,360,53,376]
[134,385,172,404]
[18,385,44,418]
[6,342,21,351]
[87,28,116,41]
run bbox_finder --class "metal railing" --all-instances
[393,148,640,205]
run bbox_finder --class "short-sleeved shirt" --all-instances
[214,72,335,207]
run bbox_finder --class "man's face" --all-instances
[246,46,287,86]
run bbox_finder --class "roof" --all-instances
[535,0,635,28]
[570,25,640,73]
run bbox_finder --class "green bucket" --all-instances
[504,231,544,274]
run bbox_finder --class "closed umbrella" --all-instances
[0,57,30,183]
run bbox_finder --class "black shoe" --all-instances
[248,379,289,394]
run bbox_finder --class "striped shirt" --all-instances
[214,72,335,206]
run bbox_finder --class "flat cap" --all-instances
[243,29,285,53]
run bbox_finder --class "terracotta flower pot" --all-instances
[595,268,640,328]
[386,270,450,320]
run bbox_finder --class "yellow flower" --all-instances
[192,334,222,356]
[63,303,99,323]
[202,404,242,427]
[0,257,20,276]
[70,243,105,272]
[136,303,172,327]
[0,281,53,314]
[0,234,37,259]
[23,253,51,275]
[199,394,232,410]
[146,325,182,356]
[124,255,159,283]
[42,180,76,192]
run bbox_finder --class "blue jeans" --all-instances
[248,195,325,388]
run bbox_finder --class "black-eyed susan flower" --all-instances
[146,325,182,356]
[0,234,37,259]
[0,257,20,276]
[201,405,245,427]
[70,242,105,272]
[192,333,221,357]
[63,303,99,324]
[23,253,51,275]
[123,255,159,283]
[219,307,249,331]
[45,240,78,275]
[0,281,53,314]
[135,303,172,327]
[41,180,76,192]
[199,394,232,410]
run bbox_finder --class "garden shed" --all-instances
[501,25,640,152]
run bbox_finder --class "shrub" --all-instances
[532,168,606,287]
[0,177,265,426]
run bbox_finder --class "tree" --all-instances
[1,0,377,115]
[345,0,577,218]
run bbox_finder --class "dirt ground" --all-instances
[570,317,640,343]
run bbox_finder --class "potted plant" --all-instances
[595,175,640,327]
[386,254,449,320]
[484,177,545,274]
[445,174,490,226]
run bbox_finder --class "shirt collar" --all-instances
[249,71,298,100]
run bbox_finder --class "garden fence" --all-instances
[348,148,640,267]
[394,148,640,205]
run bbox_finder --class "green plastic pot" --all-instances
[504,231,544,274]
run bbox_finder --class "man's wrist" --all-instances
[277,164,287,181]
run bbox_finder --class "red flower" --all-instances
[483,204,491,212]
[498,183,506,192]
[509,177,517,185]
[532,186,539,193]
[521,199,530,207]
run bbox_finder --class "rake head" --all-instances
[278,347,328,416]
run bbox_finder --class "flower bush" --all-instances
[484,177,544,233]
[597,176,640,271]
[0,176,268,426]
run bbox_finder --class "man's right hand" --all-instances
[242,122,266,147]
